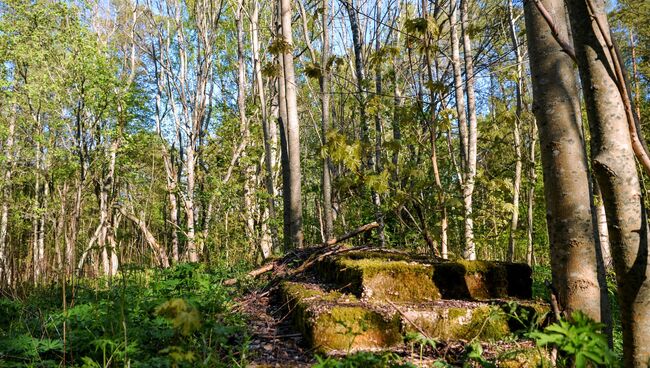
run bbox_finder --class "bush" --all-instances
[0,263,249,367]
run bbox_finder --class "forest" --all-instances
[0,0,649,366]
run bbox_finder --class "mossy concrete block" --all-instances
[316,256,442,303]
[493,344,553,367]
[400,301,511,341]
[432,260,532,300]
[278,281,403,353]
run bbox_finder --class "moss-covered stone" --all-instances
[401,303,511,341]
[312,305,403,352]
[276,280,549,354]
[432,260,532,300]
[493,345,553,367]
[278,281,402,353]
[315,256,442,303]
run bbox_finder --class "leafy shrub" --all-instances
[313,352,416,368]
[0,263,249,367]
[528,311,617,368]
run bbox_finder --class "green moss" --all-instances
[312,306,403,352]
[456,260,496,274]
[278,281,401,352]
[327,258,441,302]
[458,305,510,340]
[403,304,510,341]
[495,346,553,367]
[280,281,356,304]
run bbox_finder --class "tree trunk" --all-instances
[252,0,279,256]
[507,0,523,262]
[343,0,385,246]
[450,0,468,175]
[524,0,609,326]
[236,0,256,249]
[0,104,16,285]
[119,207,169,268]
[422,0,445,258]
[276,14,292,251]
[152,42,180,263]
[32,132,43,283]
[279,0,304,248]
[460,0,477,260]
[526,118,538,266]
[565,0,650,363]
[320,0,334,241]
[373,0,385,247]
[593,181,612,268]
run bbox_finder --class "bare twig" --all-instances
[386,300,434,340]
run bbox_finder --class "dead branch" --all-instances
[323,221,379,246]
[223,221,379,286]
[386,300,434,341]
[224,263,274,286]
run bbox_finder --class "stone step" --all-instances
[278,281,403,353]
[313,250,533,303]
[277,281,548,354]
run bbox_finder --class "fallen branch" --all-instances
[323,221,379,246]
[223,221,379,286]
[224,263,275,286]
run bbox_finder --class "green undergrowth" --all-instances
[532,265,623,364]
[0,263,252,367]
[313,352,416,368]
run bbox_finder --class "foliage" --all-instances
[463,342,495,368]
[528,311,617,368]
[404,332,437,362]
[0,264,249,367]
[313,352,416,368]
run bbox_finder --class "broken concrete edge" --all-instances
[277,281,550,354]
[278,281,402,353]
[314,251,533,302]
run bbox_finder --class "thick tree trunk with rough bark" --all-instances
[524,0,609,325]
[565,0,650,364]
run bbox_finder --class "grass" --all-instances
[0,263,251,368]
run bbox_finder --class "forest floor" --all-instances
[239,286,540,368]
[0,257,622,367]
[238,290,314,367]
